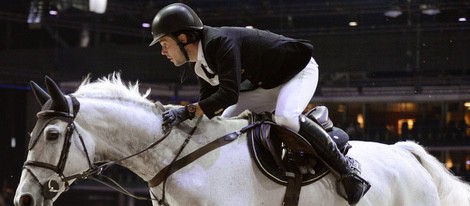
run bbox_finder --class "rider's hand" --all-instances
[162,107,192,127]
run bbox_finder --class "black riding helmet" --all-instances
[149,3,203,47]
[149,3,203,82]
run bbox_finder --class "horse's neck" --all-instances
[76,98,250,182]
[75,98,164,179]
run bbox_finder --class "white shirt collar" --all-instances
[194,41,219,86]
[197,41,207,67]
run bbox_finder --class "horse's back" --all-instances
[341,141,440,206]
[166,132,447,205]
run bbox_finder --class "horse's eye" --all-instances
[45,129,60,140]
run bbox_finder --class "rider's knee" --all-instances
[273,115,300,132]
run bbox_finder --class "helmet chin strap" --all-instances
[170,34,192,83]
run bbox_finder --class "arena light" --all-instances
[348,13,358,27]
[79,28,90,47]
[89,0,107,14]
[384,5,402,18]
[49,10,58,15]
[348,21,358,27]
[55,0,107,14]
[445,156,453,169]
[420,3,440,16]
[27,0,44,28]
[458,10,467,22]
[11,137,16,148]
[142,23,150,28]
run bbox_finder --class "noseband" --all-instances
[22,95,96,200]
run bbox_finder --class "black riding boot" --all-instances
[297,115,371,205]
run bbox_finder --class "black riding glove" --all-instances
[162,107,192,127]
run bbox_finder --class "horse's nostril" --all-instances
[19,194,34,206]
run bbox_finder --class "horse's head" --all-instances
[14,77,94,206]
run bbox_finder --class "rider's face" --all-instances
[159,36,186,67]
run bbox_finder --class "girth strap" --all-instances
[283,158,304,206]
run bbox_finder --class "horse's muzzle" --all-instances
[18,193,34,206]
[16,193,53,206]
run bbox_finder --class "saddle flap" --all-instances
[247,112,330,186]
[256,123,284,170]
[269,123,316,155]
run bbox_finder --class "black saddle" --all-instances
[246,108,351,186]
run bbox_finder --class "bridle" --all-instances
[22,95,98,200]
[22,94,175,202]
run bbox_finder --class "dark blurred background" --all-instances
[1,0,469,205]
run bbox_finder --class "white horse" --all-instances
[14,74,470,206]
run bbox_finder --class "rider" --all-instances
[149,3,370,205]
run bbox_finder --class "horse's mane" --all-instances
[72,72,152,104]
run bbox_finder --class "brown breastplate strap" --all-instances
[148,131,240,187]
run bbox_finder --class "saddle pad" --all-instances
[246,113,330,185]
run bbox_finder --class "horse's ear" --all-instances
[45,76,68,112]
[30,81,50,106]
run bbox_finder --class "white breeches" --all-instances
[222,57,319,132]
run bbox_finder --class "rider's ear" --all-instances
[177,33,188,44]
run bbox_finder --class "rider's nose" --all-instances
[19,194,34,206]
